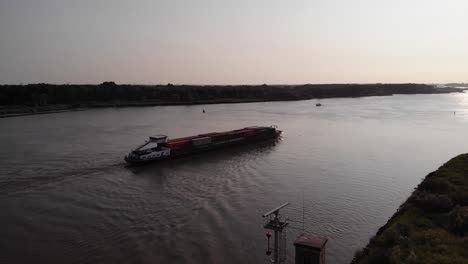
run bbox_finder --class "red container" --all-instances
[167,140,191,150]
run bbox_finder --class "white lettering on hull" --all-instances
[140,150,171,160]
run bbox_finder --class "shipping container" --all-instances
[166,140,191,150]
[191,137,212,146]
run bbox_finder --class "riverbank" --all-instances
[351,154,468,264]
[0,83,463,118]
[0,104,88,118]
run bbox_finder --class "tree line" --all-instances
[0,82,459,106]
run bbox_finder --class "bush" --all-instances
[451,188,468,206]
[389,246,403,264]
[381,228,398,246]
[405,251,419,264]
[410,191,453,213]
[449,206,468,235]
[395,222,412,236]
[353,249,366,261]
[419,177,450,194]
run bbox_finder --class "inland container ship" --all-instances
[124,125,281,164]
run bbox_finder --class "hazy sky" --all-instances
[0,0,467,84]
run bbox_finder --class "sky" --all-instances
[0,0,467,85]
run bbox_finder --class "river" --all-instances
[1,93,468,264]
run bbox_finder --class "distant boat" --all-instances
[316,103,322,107]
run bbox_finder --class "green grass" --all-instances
[351,154,468,264]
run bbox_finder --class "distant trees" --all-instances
[0,83,459,106]
[99,81,116,86]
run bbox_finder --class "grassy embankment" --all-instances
[352,154,468,264]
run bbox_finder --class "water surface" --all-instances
[1,93,468,264]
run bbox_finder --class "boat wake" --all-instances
[0,162,126,197]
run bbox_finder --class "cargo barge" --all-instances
[124,126,281,164]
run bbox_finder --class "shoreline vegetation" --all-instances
[0,83,463,118]
[351,154,468,264]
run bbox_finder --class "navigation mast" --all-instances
[262,203,289,263]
